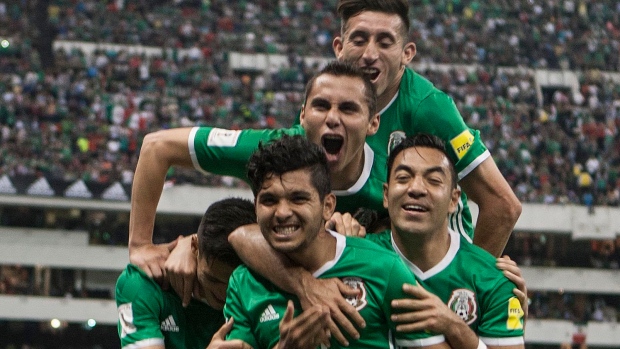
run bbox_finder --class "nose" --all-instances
[407,176,427,198]
[275,200,293,221]
[325,107,341,129]
[362,40,379,64]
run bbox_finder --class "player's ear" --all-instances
[367,113,380,136]
[401,42,416,66]
[383,182,389,210]
[299,104,306,125]
[191,234,199,256]
[448,186,461,214]
[333,36,344,59]
[322,193,337,221]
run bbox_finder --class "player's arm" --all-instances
[392,283,479,349]
[116,267,167,349]
[476,277,525,349]
[229,223,365,346]
[274,300,331,349]
[384,261,449,348]
[128,127,195,282]
[460,157,522,257]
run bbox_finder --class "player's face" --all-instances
[255,169,335,255]
[383,147,460,237]
[300,74,379,179]
[333,11,415,105]
[195,257,236,311]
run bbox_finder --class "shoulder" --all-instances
[456,237,514,289]
[116,264,162,300]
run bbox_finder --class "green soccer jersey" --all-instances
[189,126,387,213]
[115,264,224,349]
[223,231,446,349]
[366,230,525,346]
[294,67,489,240]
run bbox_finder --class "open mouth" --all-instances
[322,135,344,155]
[403,204,428,213]
[361,67,380,81]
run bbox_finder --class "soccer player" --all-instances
[115,198,256,349]
[224,135,450,349]
[326,0,522,256]
[370,134,525,348]
[129,61,381,281]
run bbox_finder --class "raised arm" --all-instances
[229,224,365,346]
[460,157,522,257]
[129,128,195,282]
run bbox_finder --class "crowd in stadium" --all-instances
[1,0,619,208]
[1,1,620,348]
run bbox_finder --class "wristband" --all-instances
[477,338,488,349]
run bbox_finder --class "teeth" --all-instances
[361,67,378,74]
[274,226,298,235]
[404,205,426,212]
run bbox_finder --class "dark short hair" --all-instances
[386,134,457,189]
[247,135,331,200]
[304,60,377,117]
[337,0,410,37]
[197,197,256,268]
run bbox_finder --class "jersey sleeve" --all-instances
[115,266,165,349]
[384,259,446,347]
[413,93,490,180]
[188,126,305,180]
[477,278,525,346]
[223,270,259,349]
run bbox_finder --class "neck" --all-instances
[288,229,337,273]
[392,224,451,272]
[330,145,366,190]
[376,67,405,112]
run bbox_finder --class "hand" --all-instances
[165,234,198,307]
[391,283,462,334]
[496,255,528,322]
[276,300,331,349]
[207,318,253,349]
[129,238,179,285]
[326,212,366,237]
[298,277,365,346]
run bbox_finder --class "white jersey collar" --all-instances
[313,230,346,277]
[391,229,460,281]
[378,91,399,115]
[332,143,374,196]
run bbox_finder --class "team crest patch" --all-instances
[448,289,477,324]
[449,130,474,159]
[388,131,406,155]
[342,277,367,311]
[207,128,242,147]
[507,297,524,330]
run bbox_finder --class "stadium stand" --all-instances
[1,1,619,348]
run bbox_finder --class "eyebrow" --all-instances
[310,97,330,107]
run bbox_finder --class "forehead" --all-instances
[344,11,405,37]
[308,74,368,106]
[391,147,451,173]
[258,169,319,197]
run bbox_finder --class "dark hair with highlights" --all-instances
[304,60,377,117]
[247,135,331,200]
[386,134,457,189]
[197,197,256,268]
[337,0,410,37]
